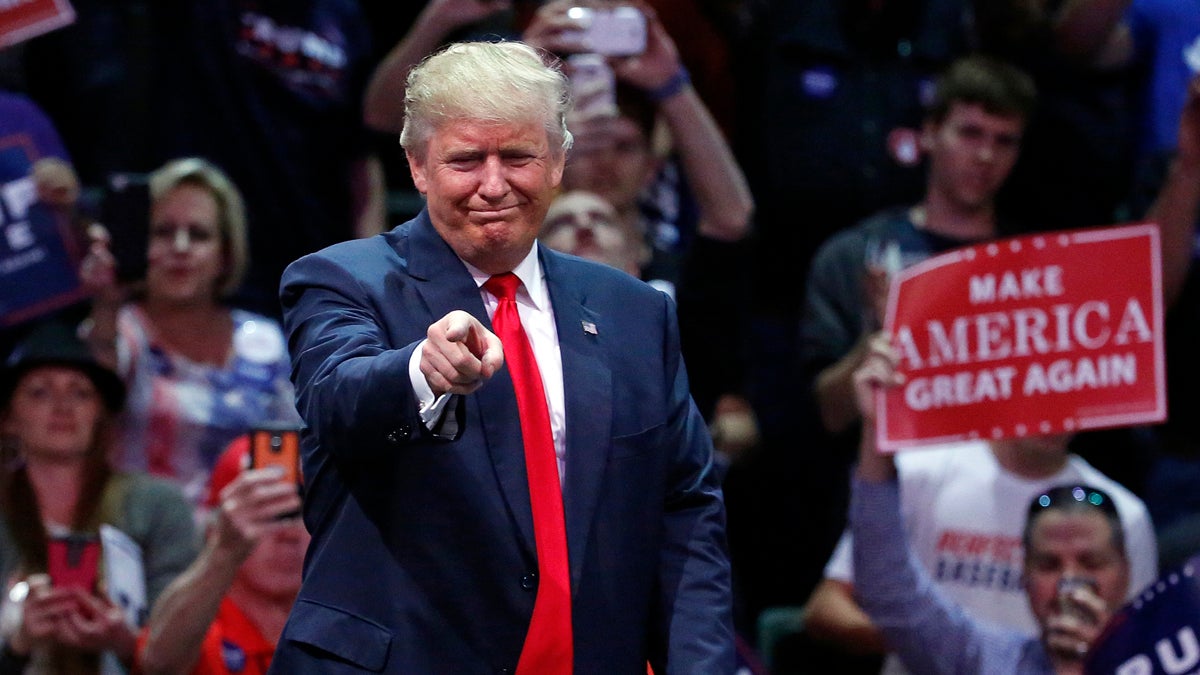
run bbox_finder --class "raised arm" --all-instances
[77,225,124,373]
[522,0,754,241]
[1051,0,1133,66]
[138,469,301,675]
[1149,74,1200,310]
[609,2,753,241]
[363,0,511,133]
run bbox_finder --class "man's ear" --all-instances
[550,151,566,188]
[406,150,429,195]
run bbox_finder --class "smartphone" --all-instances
[567,53,617,120]
[1057,576,1099,621]
[47,535,101,592]
[100,172,150,283]
[249,425,302,487]
[565,6,646,57]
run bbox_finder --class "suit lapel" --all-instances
[405,213,537,555]
[542,251,613,591]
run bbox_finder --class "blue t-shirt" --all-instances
[1129,0,1200,156]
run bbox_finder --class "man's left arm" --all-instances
[608,1,754,243]
[650,295,736,673]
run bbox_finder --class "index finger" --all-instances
[442,312,477,344]
[476,326,505,378]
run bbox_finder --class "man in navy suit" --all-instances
[269,41,735,674]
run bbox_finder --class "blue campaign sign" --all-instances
[1086,554,1200,675]
[0,199,87,327]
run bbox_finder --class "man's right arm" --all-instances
[281,251,501,454]
[281,253,424,454]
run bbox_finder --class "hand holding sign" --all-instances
[878,225,1165,451]
[852,333,905,483]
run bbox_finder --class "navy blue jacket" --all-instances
[269,210,734,674]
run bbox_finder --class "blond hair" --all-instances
[400,41,573,159]
[149,158,249,298]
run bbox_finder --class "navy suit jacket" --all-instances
[270,211,735,674]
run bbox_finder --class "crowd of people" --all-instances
[0,0,1198,672]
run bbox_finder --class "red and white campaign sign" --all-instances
[878,224,1165,451]
[0,0,74,48]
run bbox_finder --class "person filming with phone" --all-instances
[850,334,1132,674]
[136,434,306,675]
[0,321,198,674]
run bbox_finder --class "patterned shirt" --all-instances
[115,305,300,508]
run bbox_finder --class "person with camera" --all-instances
[849,333,1133,674]
[524,0,753,283]
[77,158,300,514]
[0,321,197,674]
[136,436,306,675]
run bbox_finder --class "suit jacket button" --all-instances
[520,572,537,590]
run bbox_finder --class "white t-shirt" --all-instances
[825,440,1157,675]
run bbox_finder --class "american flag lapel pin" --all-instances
[582,321,598,335]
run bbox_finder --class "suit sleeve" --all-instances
[280,251,438,459]
[649,293,737,673]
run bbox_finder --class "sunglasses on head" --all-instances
[1028,485,1119,520]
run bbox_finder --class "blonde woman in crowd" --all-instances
[78,159,299,511]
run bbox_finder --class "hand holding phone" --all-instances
[564,6,646,56]
[249,426,302,487]
[566,53,617,121]
[1056,576,1101,621]
[1045,576,1105,660]
[248,426,303,521]
[47,535,101,592]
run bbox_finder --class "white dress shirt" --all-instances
[409,244,568,481]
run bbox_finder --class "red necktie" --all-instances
[484,273,573,674]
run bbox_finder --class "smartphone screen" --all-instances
[47,535,101,591]
[249,426,302,486]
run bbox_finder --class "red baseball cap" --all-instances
[206,435,251,508]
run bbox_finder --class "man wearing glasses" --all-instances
[848,334,1142,673]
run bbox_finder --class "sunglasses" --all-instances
[1028,485,1119,520]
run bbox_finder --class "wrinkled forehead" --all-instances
[414,112,561,159]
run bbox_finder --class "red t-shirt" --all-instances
[136,597,274,675]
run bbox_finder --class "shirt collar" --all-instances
[464,243,549,312]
